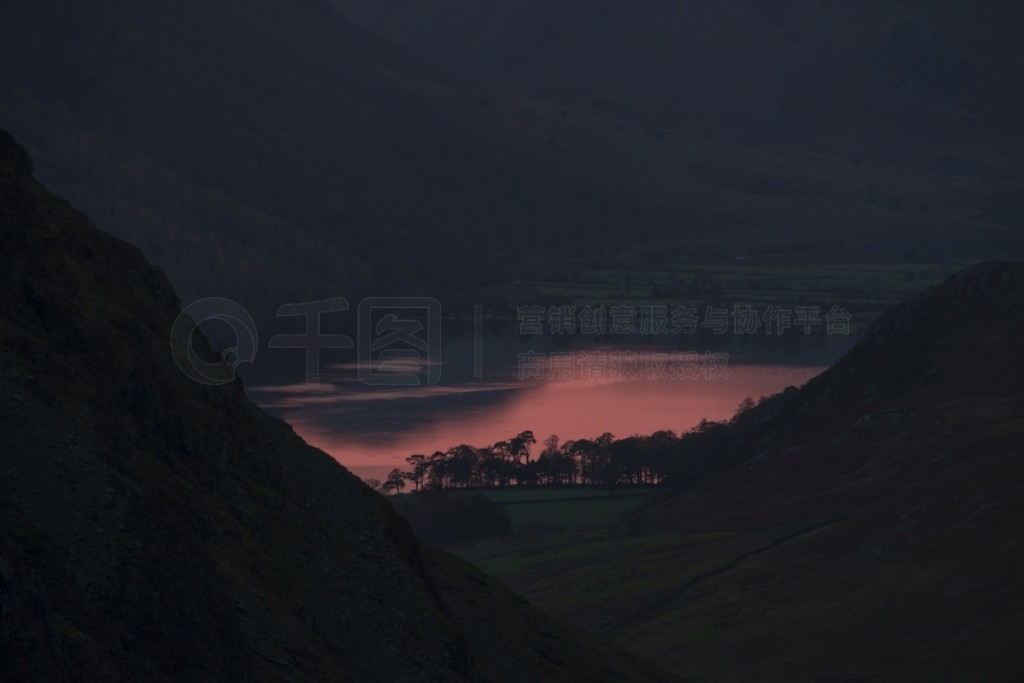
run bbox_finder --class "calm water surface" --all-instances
[250,347,825,482]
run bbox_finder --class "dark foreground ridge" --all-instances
[623,260,1024,680]
[0,132,677,681]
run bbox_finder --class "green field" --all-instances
[449,486,654,531]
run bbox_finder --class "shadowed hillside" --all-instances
[0,132,678,681]
[638,261,1024,680]
[458,261,1024,681]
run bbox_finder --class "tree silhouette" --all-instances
[405,454,427,491]
[383,469,407,495]
[510,430,537,466]
[394,426,702,491]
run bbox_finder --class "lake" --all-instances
[249,341,829,483]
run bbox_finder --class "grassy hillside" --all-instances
[452,262,1024,681]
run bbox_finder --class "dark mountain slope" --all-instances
[0,133,677,681]
[470,262,1024,681]
[0,0,659,306]
[615,261,1024,679]
[657,260,1024,521]
[332,0,1024,150]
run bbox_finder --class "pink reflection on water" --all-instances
[273,364,824,479]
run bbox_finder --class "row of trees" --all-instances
[382,428,682,494]
[374,392,800,496]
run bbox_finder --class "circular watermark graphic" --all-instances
[170,297,258,385]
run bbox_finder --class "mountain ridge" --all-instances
[0,130,677,681]
[331,0,1024,149]
[622,260,1024,678]
[3,0,1019,345]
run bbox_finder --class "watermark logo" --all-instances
[357,297,442,386]
[171,296,848,386]
[516,303,852,336]
[267,298,353,384]
[170,297,259,385]
[516,350,731,381]
[171,296,441,386]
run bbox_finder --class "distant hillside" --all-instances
[0,132,678,681]
[2,0,1020,344]
[0,0,671,309]
[331,0,1024,150]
